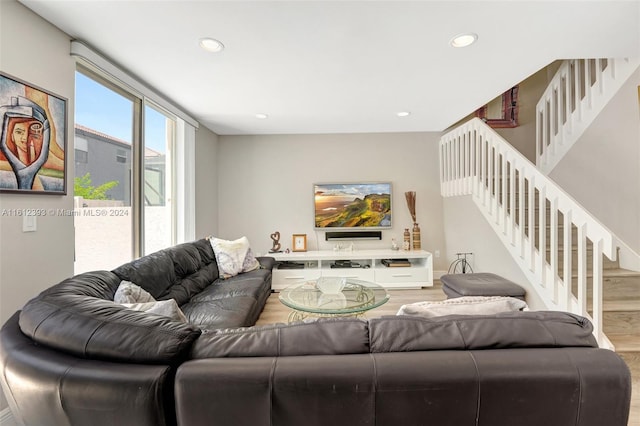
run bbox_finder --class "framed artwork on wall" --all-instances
[292,234,307,252]
[0,72,67,194]
[474,86,519,128]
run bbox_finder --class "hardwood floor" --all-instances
[256,282,639,425]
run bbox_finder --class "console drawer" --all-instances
[321,268,375,282]
[375,267,429,284]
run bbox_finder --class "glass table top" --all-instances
[278,277,390,316]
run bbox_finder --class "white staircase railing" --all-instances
[440,118,617,348]
[536,57,639,174]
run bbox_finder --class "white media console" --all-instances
[269,249,433,291]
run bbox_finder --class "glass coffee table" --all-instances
[279,277,390,322]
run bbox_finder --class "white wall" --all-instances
[550,66,640,254]
[195,125,219,238]
[0,0,76,411]
[217,132,451,272]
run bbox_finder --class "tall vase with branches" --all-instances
[405,191,421,250]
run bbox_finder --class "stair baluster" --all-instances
[536,58,640,174]
[440,117,618,348]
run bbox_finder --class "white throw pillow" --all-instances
[209,236,260,279]
[121,299,187,323]
[397,296,528,318]
[114,281,155,304]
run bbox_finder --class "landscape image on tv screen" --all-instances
[314,183,392,229]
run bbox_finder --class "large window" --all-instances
[144,103,175,255]
[71,41,197,274]
[74,69,137,273]
[73,67,181,273]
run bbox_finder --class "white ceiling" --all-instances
[19,0,640,135]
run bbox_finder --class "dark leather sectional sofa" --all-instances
[0,239,632,426]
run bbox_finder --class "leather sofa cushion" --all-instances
[181,268,272,328]
[369,311,598,352]
[190,269,272,302]
[181,296,259,329]
[19,271,201,364]
[191,318,370,358]
[113,238,219,305]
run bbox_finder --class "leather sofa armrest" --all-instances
[2,312,177,426]
[257,256,276,271]
[19,271,201,364]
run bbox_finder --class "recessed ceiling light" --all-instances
[396,111,411,117]
[199,38,224,53]
[450,33,478,48]
[255,113,268,119]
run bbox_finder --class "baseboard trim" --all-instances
[0,408,16,426]
[434,270,447,280]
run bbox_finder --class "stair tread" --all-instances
[603,300,640,311]
[571,268,640,280]
[608,338,640,352]
[603,311,640,338]
[604,269,640,278]
[600,278,640,352]
[604,309,640,318]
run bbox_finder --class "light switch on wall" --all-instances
[23,215,37,232]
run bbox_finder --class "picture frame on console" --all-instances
[292,234,307,252]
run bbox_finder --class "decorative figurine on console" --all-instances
[269,231,282,253]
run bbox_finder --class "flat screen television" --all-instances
[314,182,392,230]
